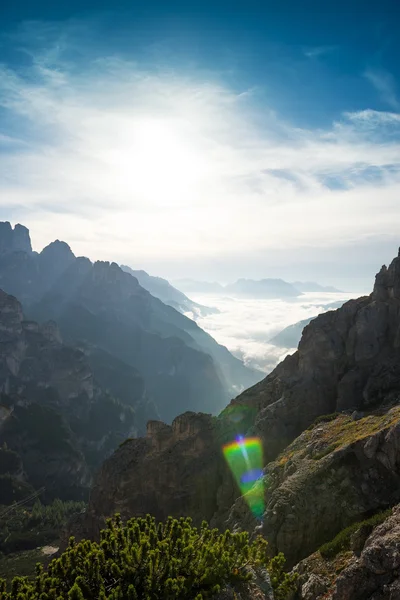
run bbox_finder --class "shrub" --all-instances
[0,514,296,599]
[319,508,392,559]
[307,412,341,430]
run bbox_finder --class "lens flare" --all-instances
[222,436,264,520]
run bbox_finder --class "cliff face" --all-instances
[75,248,400,572]
[230,248,400,463]
[88,412,227,526]
[0,289,135,501]
[0,222,32,256]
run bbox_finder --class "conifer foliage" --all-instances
[0,514,297,600]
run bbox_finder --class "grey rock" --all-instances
[301,574,330,600]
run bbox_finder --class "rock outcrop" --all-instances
[295,504,400,599]
[0,222,32,255]
[75,412,229,542]
[332,504,400,600]
[243,408,400,566]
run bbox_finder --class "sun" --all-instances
[110,117,208,206]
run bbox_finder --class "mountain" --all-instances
[268,317,312,349]
[120,265,218,316]
[291,280,343,293]
[0,222,261,424]
[174,278,225,294]
[71,247,400,599]
[268,300,346,348]
[174,277,301,298]
[0,289,137,502]
[225,278,301,298]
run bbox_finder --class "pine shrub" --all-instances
[0,514,296,599]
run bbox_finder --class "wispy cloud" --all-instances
[0,24,400,273]
[364,68,400,110]
[303,45,338,58]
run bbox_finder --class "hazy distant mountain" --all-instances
[0,289,137,501]
[0,222,261,425]
[269,300,346,348]
[175,277,301,298]
[225,278,301,298]
[291,281,343,293]
[174,279,225,294]
[120,266,218,317]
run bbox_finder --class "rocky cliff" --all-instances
[0,289,136,501]
[73,248,400,582]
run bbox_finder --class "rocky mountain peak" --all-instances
[0,221,32,255]
[372,251,400,301]
[39,239,76,273]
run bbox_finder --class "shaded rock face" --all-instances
[0,289,135,500]
[85,412,228,535]
[331,504,400,600]
[0,222,32,255]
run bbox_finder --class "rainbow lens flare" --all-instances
[222,436,264,520]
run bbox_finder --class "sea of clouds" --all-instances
[187,291,361,373]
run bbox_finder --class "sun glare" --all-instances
[111,117,208,205]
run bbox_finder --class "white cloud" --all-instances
[0,29,400,272]
[188,292,359,372]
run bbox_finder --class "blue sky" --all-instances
[0,0,400,289]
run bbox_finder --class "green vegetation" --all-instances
[277,406,400,466]
[319,508,392,559]
[307,412,341,430]
[0,514,297,600]
[0,499,86,554]
[311,407,400,460]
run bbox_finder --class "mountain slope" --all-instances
[72,247,400,580]
[0,289,137,501]
[0,223,261,424]
[268,300,346,348]
[120,265,218,316]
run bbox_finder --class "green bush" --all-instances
[319,508,392,559]
[0,514,297,600]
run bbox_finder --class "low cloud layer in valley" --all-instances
[187,291,360,372]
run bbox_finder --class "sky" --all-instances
[1,0,400,290]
